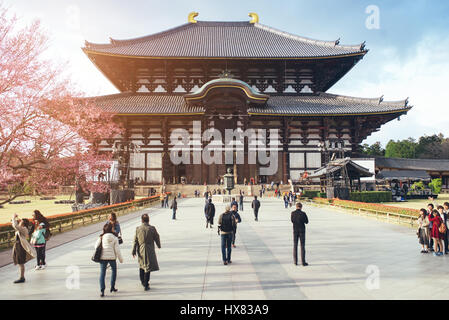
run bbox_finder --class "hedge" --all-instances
[349,191,392,203]
[333,199,420,217]
[302,190,320,198]
[312,197,333,205]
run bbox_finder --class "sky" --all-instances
[3,0,449,146]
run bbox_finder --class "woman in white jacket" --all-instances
[95,223,123,297]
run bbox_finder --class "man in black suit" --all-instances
[251,196,261,221]
[291,202,309,266]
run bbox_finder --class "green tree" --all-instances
[385,138,417,158]
[361,141,385,156]
[429,178,442,195]
[416,134,444,159]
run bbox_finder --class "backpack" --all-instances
[44,228,52,241]
[220,213,233,233]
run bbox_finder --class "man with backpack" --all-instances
[291,202,309,266]
[251,196,261,221]
[218,205,236,265]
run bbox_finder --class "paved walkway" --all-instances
[1,197,449,300]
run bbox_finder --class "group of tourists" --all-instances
[11,210,51,283]
[417,201,449,256]
[283,191,297,209]
[10,189,311,296]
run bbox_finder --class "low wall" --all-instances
[307,198,419,229]
[0,194,165,249]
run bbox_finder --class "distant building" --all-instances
[374,157,449,192]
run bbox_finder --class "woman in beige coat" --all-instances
[11,213,36,283]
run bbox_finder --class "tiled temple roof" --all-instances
[375,157,449,172]
[90,92,410,116]
[83,21,367,59]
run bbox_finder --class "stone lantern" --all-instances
[223,168,234,195]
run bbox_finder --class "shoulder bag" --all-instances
[92,236,103,263]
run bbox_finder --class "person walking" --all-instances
[30,222,47,270]
[11,214,36,283]
[230,203,242,248]
[283,194,289,209]
[132,214,161,291]
[31,210,50,268]
[417,209,430,253]
[239,192,244,211]
[291,202,309,266]
[230,197,238,209]
[160,193,165,208]
[108,212,122,244]
[218,205,236,265]
[95,223,123,297]
[164,194,169,208]
[171,197,178,220]
[205,198,216,228]
[428,209,444,256]
[252,196,261,221]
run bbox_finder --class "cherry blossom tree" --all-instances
[0,4,122,204]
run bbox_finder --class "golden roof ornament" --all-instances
[249,12,259,24]
[188,12,199,23]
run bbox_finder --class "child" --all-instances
[30,222,47,270]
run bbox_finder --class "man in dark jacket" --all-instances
[291,202,309,266]
[132,214,161,291]
[171,197,178,220]
[218,205,236,265]
[204,198,216,228]
[251,196,261,221]
[230,203,242,248]
[230,197,238,209]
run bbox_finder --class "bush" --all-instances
[429,178,442,195]
[302,191,320,198]
[318,192,327,198]
[349,191,392,203]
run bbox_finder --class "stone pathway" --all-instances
[1,197,448,300]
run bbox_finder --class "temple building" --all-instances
[83,13,412,185]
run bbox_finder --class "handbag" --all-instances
[118,232,123,245]
[92,236,103,263]
[439,223,447,234]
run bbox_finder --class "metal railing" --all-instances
[0,195,163,249]
[305,198,418,229]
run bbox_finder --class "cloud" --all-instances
[333,33,449,146]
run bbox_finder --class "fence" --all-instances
[0,194,164,249]
[306,198,418,229]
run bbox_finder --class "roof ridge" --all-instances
[320,92,408,106]
[254,23,365,51]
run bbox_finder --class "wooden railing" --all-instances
[305,198,418,228]
[0,194,164,249]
